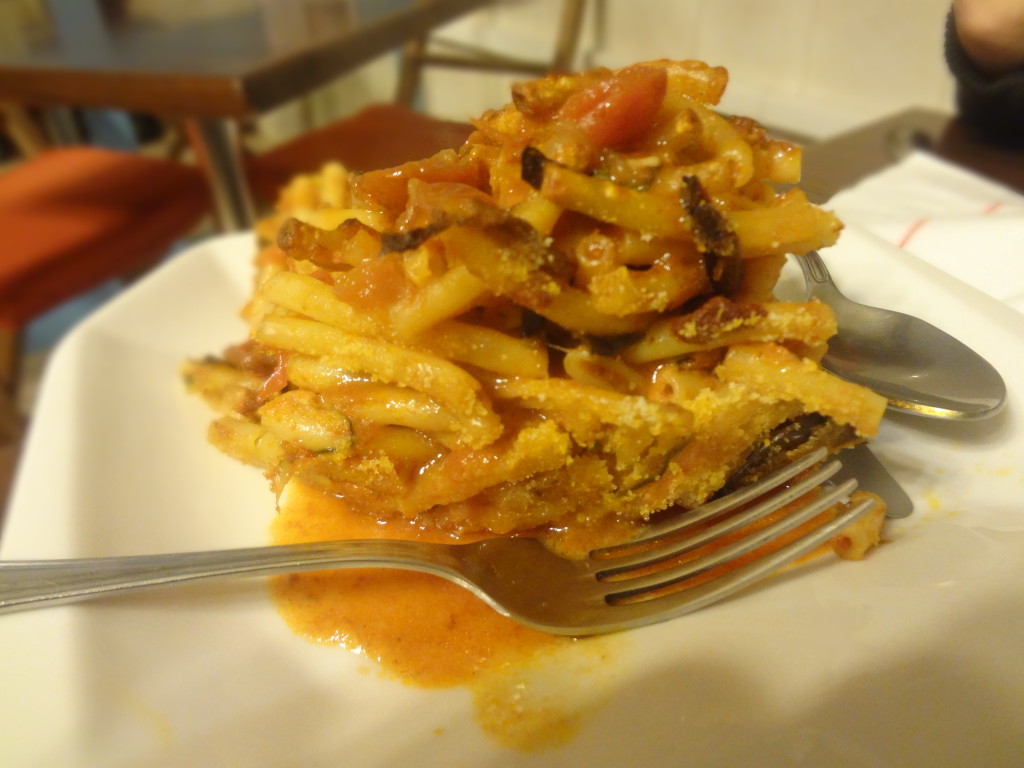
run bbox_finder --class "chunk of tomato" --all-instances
[557,65,668,150]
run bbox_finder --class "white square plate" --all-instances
[2,225,1022,767]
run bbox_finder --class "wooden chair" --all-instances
[246,0,587,205]
[0,144,210,434]
[395,0,587,106]
[0,103,49,158]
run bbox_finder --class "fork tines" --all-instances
[593,448,876,611]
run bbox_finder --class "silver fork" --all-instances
[0,448,874,635]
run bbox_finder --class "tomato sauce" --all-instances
[267,479,622,749]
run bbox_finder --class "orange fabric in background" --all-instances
[0,146,209,328]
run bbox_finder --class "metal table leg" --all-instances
[184,117,255,232]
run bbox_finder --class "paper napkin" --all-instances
[826,150,1024,313]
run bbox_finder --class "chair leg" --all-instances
[0,386,24,518]
[0,325,25,443]
[161,119,191,161]
[552,0,587,71]
[0,388,23,445]
[0,102,49,156]
[392,0,587,108]
[0,325,20,395]
[395,34,429,107]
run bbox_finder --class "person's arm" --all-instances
[946,1,1024,146]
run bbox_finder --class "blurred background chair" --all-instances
[0,139,210,435]
[246,0,587,207]
[394,0,586,106]
[0,102,49,159]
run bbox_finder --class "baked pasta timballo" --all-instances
[184,60,888,558]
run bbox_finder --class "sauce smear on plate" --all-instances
[268,479,620,749]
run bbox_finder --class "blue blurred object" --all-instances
[23,280,123,354]
[46,0,138,151]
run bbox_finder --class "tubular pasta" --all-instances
[184,59,887,560]
[389,264,487,339]
[623,298,838,363]
[254,316,501,448]
[418,320,549,378]
[259,271,378,337]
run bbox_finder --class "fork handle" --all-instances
[0,539,464,614]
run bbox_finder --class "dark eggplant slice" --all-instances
[679,175,743,295]
[521,146,549,189]
[722,413,858,493]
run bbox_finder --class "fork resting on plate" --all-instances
[0,448,874,635]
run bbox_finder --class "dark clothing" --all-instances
[945,11,1024,147]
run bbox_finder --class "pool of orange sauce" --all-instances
[267,478,624,750]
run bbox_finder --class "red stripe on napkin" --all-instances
[897,217,929,249]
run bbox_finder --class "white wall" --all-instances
[414,0,958,140]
